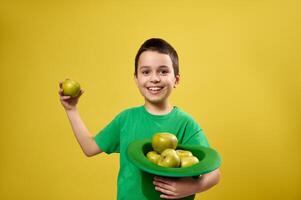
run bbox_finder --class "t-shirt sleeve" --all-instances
[93,113,122,154]
[182,116,210,147]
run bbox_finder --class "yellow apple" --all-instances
[176,149,193,159]
[157,149,180,168]
[180,156,199,168]
[152,133,178,154]
[146,151,161,164]
[62,79,81,97]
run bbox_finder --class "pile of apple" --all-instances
[146,133,199,168]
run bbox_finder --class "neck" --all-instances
[144,101,173,115]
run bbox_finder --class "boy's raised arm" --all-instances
[65,109,102,157]
[59,80,102,157]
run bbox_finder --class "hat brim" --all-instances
[126,139,221,177]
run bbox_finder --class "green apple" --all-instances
[62,79,81,97]
[157,148,180,168]
[180,156,199,168]
[146,151,161,164]
[152,133,178,154]
[176,149,193,159]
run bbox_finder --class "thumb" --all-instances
[78,89,84,97]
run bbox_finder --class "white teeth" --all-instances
[148,87,162,91]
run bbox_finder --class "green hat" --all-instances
[127,139,221,177]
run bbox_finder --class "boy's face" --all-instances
[135,51,180,105]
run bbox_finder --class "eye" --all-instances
[159,70,169,75]
[141,70,150,75]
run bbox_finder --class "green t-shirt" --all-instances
[94,105,210,200]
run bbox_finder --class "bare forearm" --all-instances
[196,168,221,193]
[65,109,101,156]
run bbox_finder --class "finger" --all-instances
[160,194,177,199]
[153,181,175,192]
[78,89,84,96]
[59,89,66,97]
[154,176,173,186]
[60,96,71,100]
[59,81,62,88]
[155,186,176,196]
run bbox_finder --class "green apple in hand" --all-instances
[152,133,178,154]
[157,149,180,168]
[180,156,199,168]
[176,150,193,159]
[62,79,81,97]
[146,151,161,164]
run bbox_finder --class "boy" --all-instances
[58,38,220,199]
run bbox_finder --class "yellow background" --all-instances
[0,0,300,199]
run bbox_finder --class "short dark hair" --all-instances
[134,38,179,77]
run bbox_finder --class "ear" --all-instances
[174,74,180,88]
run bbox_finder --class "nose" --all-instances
[150,73,160,83]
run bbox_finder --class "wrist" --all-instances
[65,108,78,114]
[195,169,221,193]
[195,175,206,193]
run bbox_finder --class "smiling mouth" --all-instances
[146,86,164,93]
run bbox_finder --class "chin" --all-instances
[141,91,170,105]
[145,97,166,105]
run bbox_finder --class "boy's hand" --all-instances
[58,80,84,110]
[153,176,199,199]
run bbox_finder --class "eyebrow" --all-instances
[139,65,170,69]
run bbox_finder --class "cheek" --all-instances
[137,79,147,88]
[167,78,176,87]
